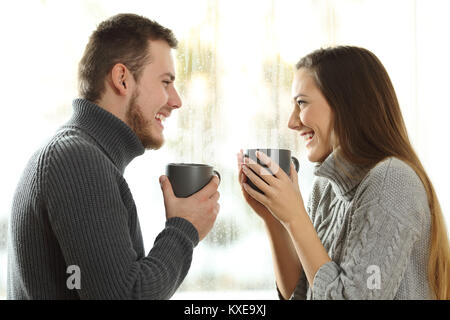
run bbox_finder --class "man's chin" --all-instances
[140,133,164,150]
[147,140,164,150]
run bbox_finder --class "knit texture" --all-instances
[7,99,199,299]
[289,151,432,300]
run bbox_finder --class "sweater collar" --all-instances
[64,98,145,173]
[314,150,369,201]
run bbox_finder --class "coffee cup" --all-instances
[244,148,299,194]
[166,163,221,198]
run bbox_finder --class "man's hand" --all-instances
[159,175,220,241]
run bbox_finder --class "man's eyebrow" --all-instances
[161,72,175,81]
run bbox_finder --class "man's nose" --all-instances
[168,87,182,109]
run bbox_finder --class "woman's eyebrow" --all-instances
[293,93,309,100]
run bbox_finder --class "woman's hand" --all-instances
[240,150,332,289]
[241,150,306,227]
[237,150,275,223]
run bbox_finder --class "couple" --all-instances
[8,14,449,300]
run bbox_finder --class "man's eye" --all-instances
[163,81,171,87]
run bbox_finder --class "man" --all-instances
[7,13,220,299]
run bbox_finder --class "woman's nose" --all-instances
[288,109,301,130]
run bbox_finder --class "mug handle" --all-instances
[291,156,300,173]
[213,170,221,185]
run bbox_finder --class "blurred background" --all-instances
[0,0,449,299]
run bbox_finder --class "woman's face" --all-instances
[288,68,335,162]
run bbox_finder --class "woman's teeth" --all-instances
[305,132,315,141]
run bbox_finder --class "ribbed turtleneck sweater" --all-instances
[288,151,432,299]
[7,98,199,299]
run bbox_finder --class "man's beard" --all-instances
[125,90,164,150]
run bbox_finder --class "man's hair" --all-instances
[78,13,178,103]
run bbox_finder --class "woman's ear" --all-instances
[110,63,130,96]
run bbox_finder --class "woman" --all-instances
[237,46,450,300]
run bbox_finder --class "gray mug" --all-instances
[166,163,221,198]
[244,148,299,194]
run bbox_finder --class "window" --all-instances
[1,0,449,299]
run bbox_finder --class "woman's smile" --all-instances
[301,130,315,147]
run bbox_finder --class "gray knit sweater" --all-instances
[290,151,432,299]
[7,98,199,299]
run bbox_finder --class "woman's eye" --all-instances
[297,100,307,107]
[163,81,171,87]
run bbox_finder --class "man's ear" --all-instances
[110,63,131,96]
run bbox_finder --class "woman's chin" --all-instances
[306,154,319,163]
[306,148,331,163]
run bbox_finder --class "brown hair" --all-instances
[296,46,450,299]
[78,13,178,103]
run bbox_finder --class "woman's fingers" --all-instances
[243,156,277,186]
[242,163,272,195]
[256,151,288,180]
[290,162,299,185]
[236,150,243,170]
[239,166,247,185]
[242,181,267,205]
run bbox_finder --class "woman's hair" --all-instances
[296,46,449,299]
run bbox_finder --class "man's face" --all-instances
[126,39,182,150]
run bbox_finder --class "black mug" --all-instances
[244,148,299,194]
[166,163,221,198]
